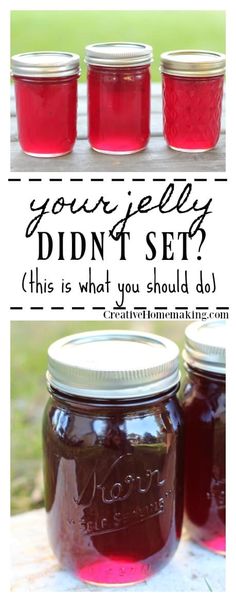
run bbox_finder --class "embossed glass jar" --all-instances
[43,330,184,586]
[85,43,153,154]
[160,50,225,151]
[11,52,80,157]
[182,321,226,555]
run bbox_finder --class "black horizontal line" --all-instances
[51,306,64,310]
[154,307,168,310]
[133,306,147,310]
[173,178,187,182]
[194,178,207,182]
[8,178,21,181]
[30,306,44,310]
[195,307,209,310]
[71,306,85,310]
[113,307,126,310]
[111,178,125,182]
[91,178,104,182]
[92,306,105,310]
[132,178,145,182]
[29,178,42,182]
[153,178,166,181]
[216,306,229,310]
[175,307,188,310]
[10,306,23,310]
[214,178,227,181]
[49,178,62,182]
[70,178,83,181]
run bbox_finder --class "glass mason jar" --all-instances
[85,43,153,154]
[43,330,184,586]
[160,50,225,152]
[182,321,226,555]
[11,52,81,157]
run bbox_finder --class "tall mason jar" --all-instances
[43,329,184,586]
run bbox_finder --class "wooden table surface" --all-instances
[10,83,225,172]
[11,508,225,592]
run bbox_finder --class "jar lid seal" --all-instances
[47,330,180,399]
[11,51,81,78]
[160,49,225,77]
[85,42,153,67]
[183,320,226,375]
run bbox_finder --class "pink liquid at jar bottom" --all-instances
[162,74,224,151]
[87,65,150,153]
[13,75,78,156]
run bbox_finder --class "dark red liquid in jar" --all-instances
[87,65,151,153]
[43,389,184,585]
[162,74,224,151]
[183,369,225,554]
[13,75,78,156]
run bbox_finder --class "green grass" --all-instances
[11,11,225,82]
[11,320,188,514]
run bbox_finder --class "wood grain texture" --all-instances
[10,84,226,172]
[11,509,225,592]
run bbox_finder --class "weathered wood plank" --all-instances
[11,508,225,592]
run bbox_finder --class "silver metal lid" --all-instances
[11,51,81,78]
[183,320,226,375]
[47,330,180,399]
[85,43,153,67]
[160,50,225,77]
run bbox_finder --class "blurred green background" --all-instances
[11,11,225,82]
[11,320,189,515]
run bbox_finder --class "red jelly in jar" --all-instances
[182,321,226,555]
[11,52,81,157]
[85,43,153,154]
[43,330,184,586]
[160,50,225,152]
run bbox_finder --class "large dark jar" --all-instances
[43,330,184,586]
[182,320,226,555]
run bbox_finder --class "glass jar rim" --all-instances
[85,42,153,67]
[47,330,180,399]
[48,381,180,410]
[160,49,225,77]
[11,51,81,78]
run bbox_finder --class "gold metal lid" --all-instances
[47,330,180,399]
[160,50,225,77]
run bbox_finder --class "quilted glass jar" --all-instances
[160,50,225,151]
[43,330,184,586]
[85,43,152,154]
[182,321,226,555]
[11,52,80,157]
